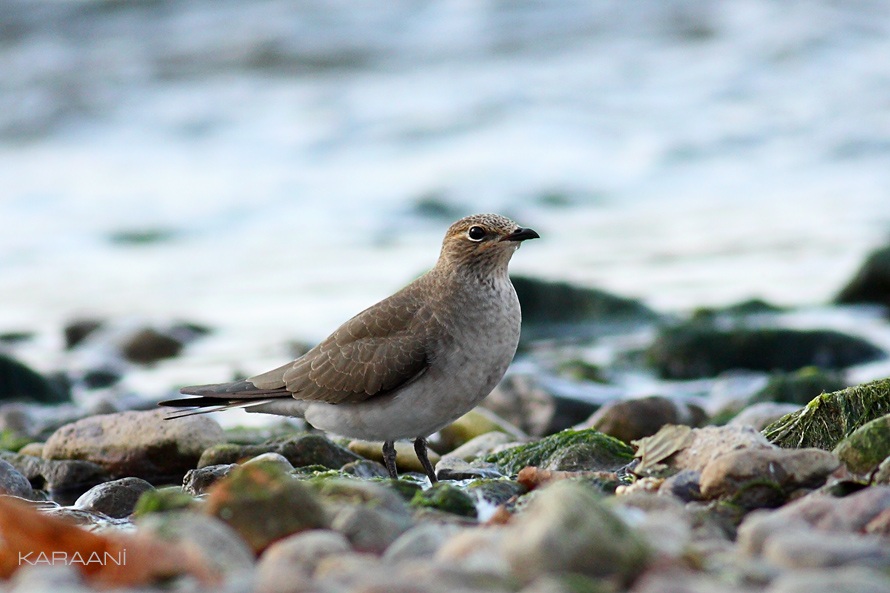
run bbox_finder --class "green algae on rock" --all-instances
[763,378,890,450]
[410,482,477,518]
[485,428,634,475]
[204,461,327,553]
[832,413,890,475]
[133,486,197,517]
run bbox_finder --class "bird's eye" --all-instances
[467,226,486,242]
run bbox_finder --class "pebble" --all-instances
[257,529,351,592]
[502,481,649,584]
[766,566,890,593]
[434,456,503,481]
[200,433,360,470]
[183,463,236,496]
[204,462,328,553]
[634,424,773,477]
[243,451,295,473]
[699,448,840,508]
[0,458,34,498]
[42,408,226,481]
[435,407,525,453]
[137,510,255,575]
[445,431,517,461]
[383,523,464,562]
[582,396,707,443]
[330,503,413,553]
[74,476,154,518]
[762,530,890,569]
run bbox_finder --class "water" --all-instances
[2,0,890,398]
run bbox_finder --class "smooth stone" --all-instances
[446,431,517,461]
[502,481,649,583]
[244,452,295,473]
[0,459,34,498]
[771,486,890,533]
[874,456,890,484]
[657,469,702,502]
[435,457,503,481]
[347,439,440,475]
[699,448,840,508]
[119,327,184,364]
[0,452,111,503]
[204,462,328,554]
[633,424,773,477]
[764,377,890,450]
[737,510,813,556]
[435,527,512,577]
[340,459,390,479]
[312,478,411,516]
[9,564,94,593]
[582,396,707,443]
[832,413,890,475]
[763,530,890,569]
[436,407,526,453]
[728,402,801,431]
[200,433,360,470]
[313,552,393,590]
[330,503,413,554]
[183,463,236,496]
[17,442,44,457]
[43,409,226,481]
[257,529,351,592]
[767,567,890,593]
[74,476,154,518]
[486,428,634,475]
[632,568,757,593]
[137,510,255,575]
[466,479,526,509]
[383,523,463,562]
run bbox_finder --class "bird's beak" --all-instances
[501,227,540,242]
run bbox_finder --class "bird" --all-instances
[160,213,539,482]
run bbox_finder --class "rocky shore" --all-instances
[2,245,890,593]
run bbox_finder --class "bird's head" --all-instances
[437,213,539,273]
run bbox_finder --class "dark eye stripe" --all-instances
[467,226,485,241]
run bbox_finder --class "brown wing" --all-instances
[249,283,440,404]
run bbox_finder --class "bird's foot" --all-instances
[414,437,438,483]
[382,440,398,479]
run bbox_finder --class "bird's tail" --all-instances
[159,379,288,419]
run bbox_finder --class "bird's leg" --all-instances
[382,440,398,479]
[414,437,438,484]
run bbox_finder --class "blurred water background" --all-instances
[2,0,890,398]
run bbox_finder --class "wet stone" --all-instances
[0,353,69,404]
[835,243,890,308]
[63,318,103,349]
[183,463,235,496]
[74,476,154,518]
[347,439,440,475]
[410,482,477,518]
[330,503,413,554]
[658,469,703,502]
[257,529,352,590]
[751,367,847,406]
[243,451,294,473]
[133,486,196,516]
[120,327,184,364]
[340,458,390,479]
[435,457,503,481]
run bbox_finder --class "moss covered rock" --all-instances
[410,482,476,518]
[485,429,634,475]
[763,378,890,450]
[133,486,197,517]
[512,276,658,325]
[835,244,890,308]
[0,353,69,403]
[647,324,884,380]
[751,367,847,406]
[832,413,890,474]
[204,461,327,553]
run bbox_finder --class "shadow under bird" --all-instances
[160,213,539,482]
